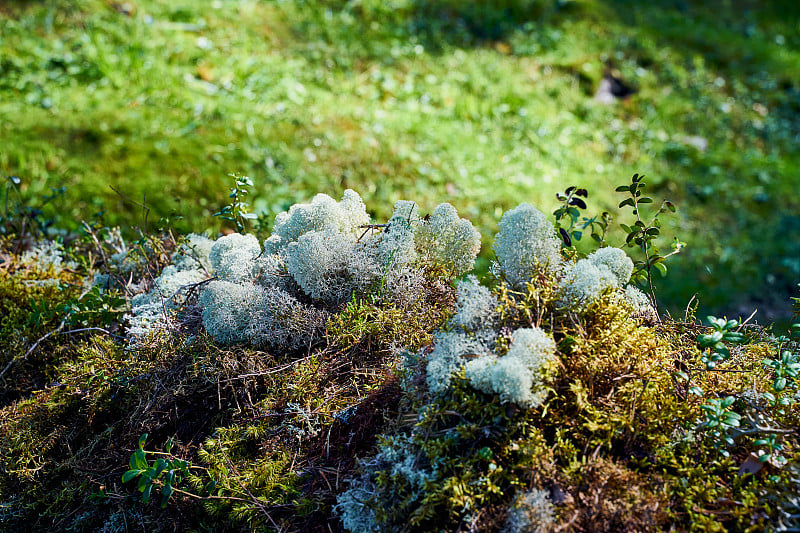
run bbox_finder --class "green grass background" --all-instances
[2,0,799,320]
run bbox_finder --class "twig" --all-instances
[110,186,150,235]
[0,317,67,380]
[684,294,697,322]
[738,308,758,330]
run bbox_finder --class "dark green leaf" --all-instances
[161,483,173,508]
[569,198,587,209]
[130,449,148,471]
[142,484,153,504]
[559,228,571,246]
[122,469,142,483]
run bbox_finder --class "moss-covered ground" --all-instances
[0,196,798,531]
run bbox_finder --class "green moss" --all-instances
[0,261,83,405]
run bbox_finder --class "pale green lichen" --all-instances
[450,275,498,332]
[465,328,557,408]
[198,280,261,344]
[127,265,207,341]
[264,190,370,253]
[586,247,633,287]
[493,204,561,288]
[415,203,481,277]
[558,259,619,313]
[209,233,261,283]
[173,233,215,272]
[426,331,492,394]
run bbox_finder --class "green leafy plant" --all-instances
[616,173,684,304]
[754,433,784,463]
[66,285,128,328]
[699,396,742,457]
[213,174,257,234]
[697,316,745,370]
[762,349,800,394]
[1,175,65,238]
[122,434,190,508]
[553,186,612,248]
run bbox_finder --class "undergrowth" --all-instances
[0,177,797,532]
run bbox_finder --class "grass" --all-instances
[1,0,799,319]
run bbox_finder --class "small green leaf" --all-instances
[165,437,174,455]
[160,482,173,508]
[673,371,689,382]
[721,396,736,408]
[138,434,148,449]
[122,469,142,483]
[142,483,153,504]
[130,449,148,471]
[138,473,151,492]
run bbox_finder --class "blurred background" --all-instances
[1,0,798,322]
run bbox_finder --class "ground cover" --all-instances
[0,185,798,531]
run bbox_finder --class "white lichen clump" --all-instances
[465,327,557,408]
[197,281,260,344]
[336,434,433,533]
[450,275,498,332]
[264,190,370,253]
[20,240,77,271]
[426,279,557,408]
[415,203,481,276]
[127,189,484,349]
[502,489,556,533]
[558,247,632,313]
[209,233,261,283]
[173,233,215,272]
[558,259,618,312]
[426,331,492,394]
[586,247,633,287]
[127,265,206,342]
[493,204,561,288]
